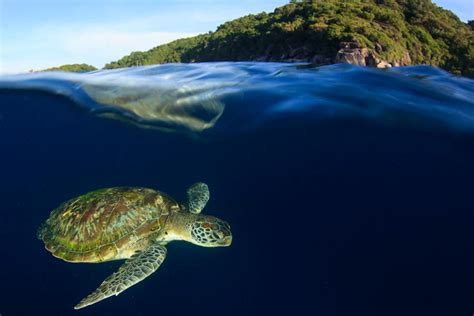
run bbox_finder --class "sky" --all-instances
[0,0,472,74]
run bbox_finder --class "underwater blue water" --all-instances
[0,62,474,316]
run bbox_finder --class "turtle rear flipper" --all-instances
[186,182,209,214]
[74,243,167,309]
[36,221,49,240]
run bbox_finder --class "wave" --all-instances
[1,62,473,136]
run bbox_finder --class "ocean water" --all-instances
[0,62,473,316]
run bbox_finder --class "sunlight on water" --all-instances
[81,81,225,132]
[0,62,473,135]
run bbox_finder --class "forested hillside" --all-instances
[42,64,97,73]
[104,0,473,76]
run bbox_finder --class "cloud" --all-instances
[1,1,286,74]
[61,29,200,63]
[38,22,200,61]
[0,28,200,74]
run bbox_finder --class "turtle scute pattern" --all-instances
[74,243,167,309]
[39,187,179,262]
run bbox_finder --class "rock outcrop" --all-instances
[335,41,371,66]
[254,40,412,69]
[335,40,411,69]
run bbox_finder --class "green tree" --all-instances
[104,0,473,77]
[42,63,97,72]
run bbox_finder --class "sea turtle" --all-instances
[37,183,232,309]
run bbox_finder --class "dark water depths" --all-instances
[1,63,474,316]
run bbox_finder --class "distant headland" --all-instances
[44,0,474,77]
[40,64,97,73]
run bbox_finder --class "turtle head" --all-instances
[187,215,232,247]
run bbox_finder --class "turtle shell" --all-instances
[38,187,181,262]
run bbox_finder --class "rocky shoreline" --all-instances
[255,40,412,69]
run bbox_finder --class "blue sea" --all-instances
[1,62,473,316]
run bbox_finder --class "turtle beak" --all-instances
[221,235,232,246]
[218,227,232,246]
[220,221,232,246]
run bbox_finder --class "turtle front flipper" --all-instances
[74,243,167,309]
[186,182,210,214]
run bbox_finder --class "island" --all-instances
[49,0,474,77]
[40,64,97,73]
